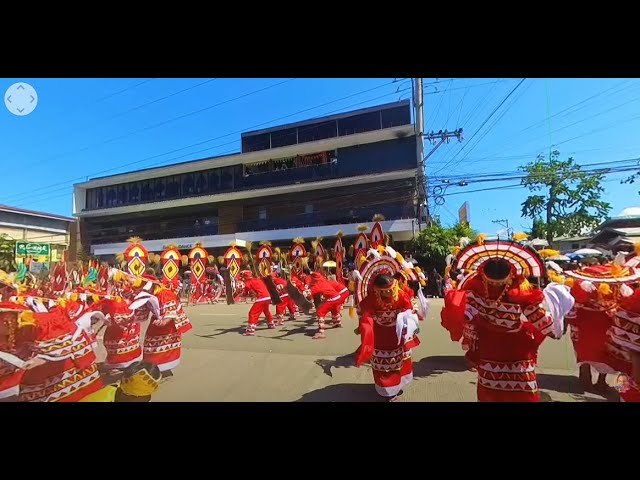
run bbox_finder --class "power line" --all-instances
[2,79,406,206]
[432,79,527,176]
[6,79,221,172]
[9,78,297,172]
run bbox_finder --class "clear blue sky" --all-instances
[1,78,639,234]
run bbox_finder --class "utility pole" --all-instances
[492,219,512,238]
[414,78,426,229]
[414,78,463,230]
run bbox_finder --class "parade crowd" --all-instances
[1,215,639,402]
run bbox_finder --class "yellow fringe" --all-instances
[519,278,532,292]
[477,234,487,246]
[598,283,612,296]
[18,311,36,328]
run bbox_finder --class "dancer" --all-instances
[351,240,427,401]
[441,236,574,402]
[241,271,275,336]
[308,272,342,339]
[272,273,296,325]
[563,261,639,392]
[80,361,163,402]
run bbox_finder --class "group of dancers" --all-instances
[4,215,639,403]
[0,240,192,402]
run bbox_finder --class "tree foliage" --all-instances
[520,151,610,243]
[408,220,476,271]
[0,234,16,272]
[530,217,546,239]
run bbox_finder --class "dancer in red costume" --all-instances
[441,238,574,402]
[0,303,103,402]
[102,298,143,370]
[308,272,341,339]
[241,271,275,336]
[327,276,350,326]
[356,274,420,401]
[563,263,640,392]
[272,273,296,326]
[603,252,640,401]
[606,284,640,401]
[139,286,192,374]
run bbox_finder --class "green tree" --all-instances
[520,150,610,244]
[409,220,476,271]
[530,217,546,239]
[0,234,16,272]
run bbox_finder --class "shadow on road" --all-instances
[536,373,618,402]
[412,355,469,378]
[315,353,358,377]
[296,383,385,402]
[195,325,246,338]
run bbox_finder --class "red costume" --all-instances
[563,265,638,376]
[356,284,418,399]
[309,273,341,338]
[102,298,143,369]
[273,274,296,325]
[243,274,274,336]
[141,288,192,371]
[604,257,640,401]
[441,239,573,402]
[7,307,103,402]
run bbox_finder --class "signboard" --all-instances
[458,202,470,225]
[16,242,50,258]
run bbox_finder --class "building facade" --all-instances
[73,101,422,258]
[0,205,76,266]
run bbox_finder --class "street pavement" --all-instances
[130,298,619,402]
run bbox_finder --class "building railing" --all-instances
[88,206,415,245]
[84,159,411,212]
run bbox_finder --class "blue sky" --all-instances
[1,78,639,234]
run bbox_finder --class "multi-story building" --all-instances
[73,101,423,258]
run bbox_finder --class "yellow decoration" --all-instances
[119,369,161,397]
[376,245,386,255]
[92,295,100,304]
[565,277,575,288]
[133,278,143,288]
[611,263,628,278]
[598,283,612,296]
[548,272,565,284]
[79,385,118,402]
[444,265,452,278]
[519,278,532,292]
[17,310,36,328]
[538,249,560,259]
[70,293,78,302]
[513,232,529,241]
[349,306,356,319]
[453,246,461,257]
[635,242,640,256]
[395,252,405,264]
[477,234,487,246]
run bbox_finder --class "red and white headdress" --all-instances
[224,245,243,280]
[256,241,273,277]
[188,243,208,285]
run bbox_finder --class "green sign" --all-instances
[16,242,50,258]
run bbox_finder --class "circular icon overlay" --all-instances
[5,82,38,116]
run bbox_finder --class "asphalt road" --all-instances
[134,298,621,402]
